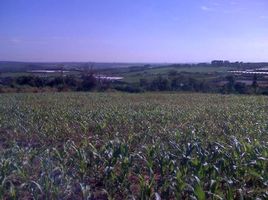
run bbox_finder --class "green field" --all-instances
[105,66,233,83]
[0,92,267,199]
[139,66,232,74]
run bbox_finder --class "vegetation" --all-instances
[1,60,268,95]
[0,92,267,199]
[1,71,268,95]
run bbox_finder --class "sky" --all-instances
[0,0,268,63]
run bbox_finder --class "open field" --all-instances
[0,92,268,199]
[98,66,234,83]
[1,63,268,94]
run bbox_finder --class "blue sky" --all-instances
[0,0,268,62]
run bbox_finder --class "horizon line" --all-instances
[1,60,268,64]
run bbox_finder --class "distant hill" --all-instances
[0,61,61,73]
[0,61,167,73]
[2,61,267,73]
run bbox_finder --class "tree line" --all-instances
[0,72,267,95]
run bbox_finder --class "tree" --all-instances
[168,70,178,78]
[234,82,247,94]
[211,60,224,67]
[150,75,170,91]
[81,74,96,91]
[252,74,258,93]
[226,75,235,93]
[171,77,180,91]
[139,79,149,88]
[65,75,78,87]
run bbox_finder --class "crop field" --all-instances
[0,92,267,199]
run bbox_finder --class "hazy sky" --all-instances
[0,0,268,62]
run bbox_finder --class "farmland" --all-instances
[1,61,268,94]
[99,65,233,83]
[0,92,268,199]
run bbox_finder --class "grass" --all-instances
[141,66,232,73]
[115,66,233,83]
[0,92,267,199]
